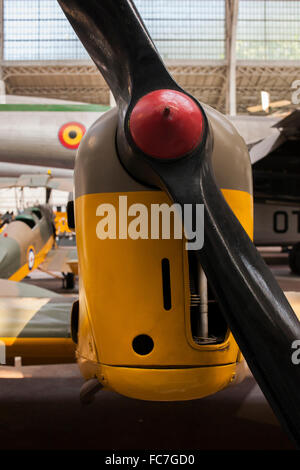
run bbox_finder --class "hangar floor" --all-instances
[0,255,298,451]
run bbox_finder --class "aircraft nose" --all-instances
[0,236,21,279]
[0,243,8,264]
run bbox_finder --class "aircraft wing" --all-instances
[249,131,286,164]
[249,110,300,165]
[39,246,78,275]
[0,279,76,366]
[0,174,73,192]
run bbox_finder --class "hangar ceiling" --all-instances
[2,60,300,115]
[0,0,300,116]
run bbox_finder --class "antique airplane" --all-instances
[55,0,300,448]
[0,174,77,285]
[0,205,55,281]
[0,0,299,450]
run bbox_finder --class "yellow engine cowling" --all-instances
[74,106,253,401]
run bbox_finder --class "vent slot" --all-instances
[161,258,172,310]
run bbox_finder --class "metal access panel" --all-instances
[254,202,300,246]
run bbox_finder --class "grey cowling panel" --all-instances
[75,109,149,198]
[206,104,253,195]
[0,237,21,279]
[75,107,253,198]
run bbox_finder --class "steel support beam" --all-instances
[0,0,5,103]
[225,0,239,116]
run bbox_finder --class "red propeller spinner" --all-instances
[129,90,204,159]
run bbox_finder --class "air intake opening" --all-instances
[132,335,154,355]
[188,252,228,345]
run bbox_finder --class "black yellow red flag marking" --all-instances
[58,122,86,150]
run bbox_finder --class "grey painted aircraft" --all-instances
[249,110,300,273]
[0,100,109,173]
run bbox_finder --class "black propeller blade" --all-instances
[58,0,300,447]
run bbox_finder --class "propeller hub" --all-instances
[129,90,204,159]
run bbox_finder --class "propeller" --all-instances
[58,0,300,447]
